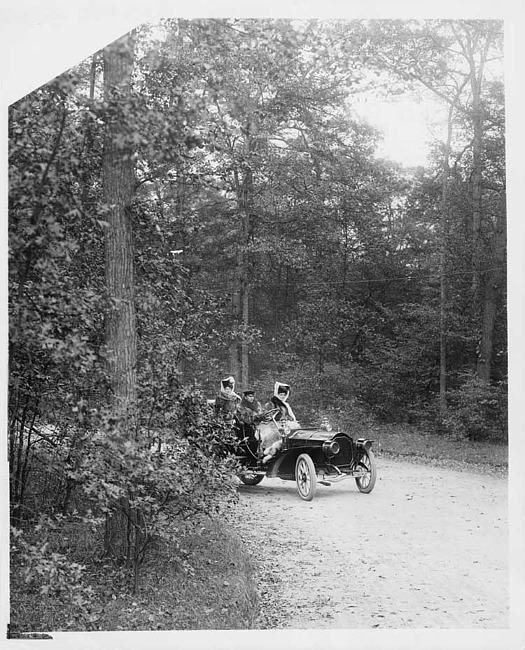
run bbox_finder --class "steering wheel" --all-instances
[257,407,280,421]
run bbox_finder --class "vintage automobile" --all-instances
[234,408,377,501]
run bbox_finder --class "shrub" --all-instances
[69,387,241,590]
[442,375,507,442]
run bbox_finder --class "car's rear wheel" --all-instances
[355,449,377,493]
[239,471,264,486]
[295,453,317,501]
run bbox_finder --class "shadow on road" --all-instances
[237,478,369,502]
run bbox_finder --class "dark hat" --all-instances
[243,389,255,395]
[277,386,288,394]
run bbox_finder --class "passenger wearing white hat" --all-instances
[214,376,241,421]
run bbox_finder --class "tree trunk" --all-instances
[455,23,491,306]
[102,32,141,570]
[102,33,137,420]
[461,30,501,381]
[476,202,506,380]
[240,127,257,388]
[241,280,250,387]
[470,91,484,305]
[438,103,455,419]
[230,257,242,380]
[231,125,256,388]
[437,65,472,419]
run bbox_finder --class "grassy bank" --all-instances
[10,515,259,634]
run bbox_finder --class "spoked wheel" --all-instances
[355,449,377,493]
[295,454,317,501]
[239,471,265,486]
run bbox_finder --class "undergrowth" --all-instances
[10,513,258,633]
[367,423,508,471]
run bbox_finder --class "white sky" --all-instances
[353,95,448,167]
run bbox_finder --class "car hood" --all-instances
[288,427,343,442]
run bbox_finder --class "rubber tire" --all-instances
[355,449,377,494]
[295,453,317,501]
[239,472,264,486]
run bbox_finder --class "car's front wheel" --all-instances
[355,449,377,493]
[295,453,317,501]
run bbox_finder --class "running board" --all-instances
[318,473,366,485]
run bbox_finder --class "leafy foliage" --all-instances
[442,375,507,442]
[10,515,98,629]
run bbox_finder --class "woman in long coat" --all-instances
[214,376,241,422]
[263,381,297,422]
[260,381,299,462]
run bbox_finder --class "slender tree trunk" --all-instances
[242,280,250,387]
[438,103,455,419]
[462,33,501,381]
[455,25,491,306]
[470,92,484,304]
[231,125,256,387]
[477,202,506,380]
[230,256,242,380]
[239,161,252,388]
[437,67,472,419]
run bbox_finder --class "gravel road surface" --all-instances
[234,456,508,629]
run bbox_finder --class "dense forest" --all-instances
[8,18,506,627]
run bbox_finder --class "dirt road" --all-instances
[234,456,508,629]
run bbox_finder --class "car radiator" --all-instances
[332,435,353,467]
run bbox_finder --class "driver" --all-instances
[237,389,263,427]
[237,389,263,456]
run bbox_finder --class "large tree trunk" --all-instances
[103,33,137,419]
[102,32,143,581]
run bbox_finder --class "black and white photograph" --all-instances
[1,2,523,649]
